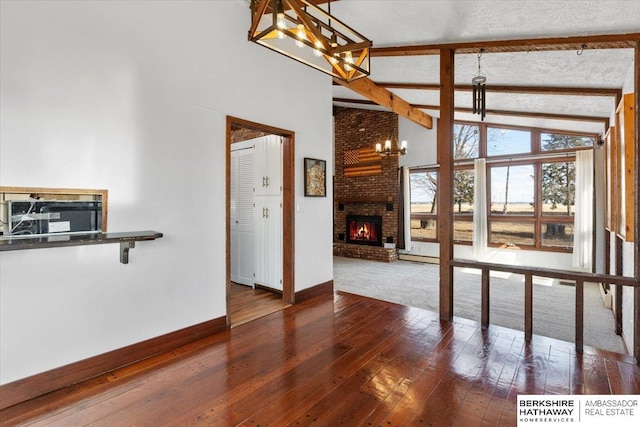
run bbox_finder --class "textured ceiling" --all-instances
[327,0,640,134]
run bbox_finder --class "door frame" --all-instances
[226,116,295,327]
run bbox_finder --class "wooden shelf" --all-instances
[0,230,163,264]
[335,197,394,204]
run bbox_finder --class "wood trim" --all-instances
[0,187,108,232]
[524,273,533,341]
[283,134,295,305]
[614,234,624,336]
[0,316,226,410]
[226,118,233,327]
[228,116,295,136]
[454,107,608,125]
[333,98,609,127]
[575,279,584,352]
[605,228,611,277]
[294,280,334,303]
[370,33,640,57]
[604,130,612,229]
[481,269,489,329]
[634,41,640,364]
[617,94,636,241]
[438,48,455,321]
[333,78,433,129]
[225,116,296,313]
[374,82,621,98]
[334,196,393,203]
[611,126,621,234]
[450,258,638,286]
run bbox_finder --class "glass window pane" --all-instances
[454,169,474,214]
[487,127,531,156]
[541,161,575,216]
[454,220,472,242]
[453,124,479,159]
[490,221,535,246]
[541,222,574,249]
[411,218,436,240]
[410,171,437,214]
[490,165,534,215]
[541,133,595,151]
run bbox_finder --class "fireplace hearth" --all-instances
[346,215,382,246]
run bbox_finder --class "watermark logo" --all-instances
[517,395,639,426]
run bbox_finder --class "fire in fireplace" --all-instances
[346,215,382,246]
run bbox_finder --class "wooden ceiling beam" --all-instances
[370,33,640,57]
[372,82,621,98]
[333,97,609,126]
[334,78,433,128]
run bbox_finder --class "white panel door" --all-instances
[230,146,255,286]
[254,135,282,196]
[254,195,282,291]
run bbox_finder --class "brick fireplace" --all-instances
[346,215,383,246]
[333,107,399,262]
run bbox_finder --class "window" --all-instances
[487,160,577,250]
[540,160,575,249]
[412,122,594,251]
[409,169,437,241]
[490,221,535,247]
[541,161,575,216]
[490,165,534,216]
[487,127,531,157]
[453,168,474,243]
[541,132,595,152]
[453,123,480,160]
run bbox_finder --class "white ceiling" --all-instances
[327,0,640,134]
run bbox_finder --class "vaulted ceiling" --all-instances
[326,0,640,135]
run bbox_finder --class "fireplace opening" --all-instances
[346,215,382,246]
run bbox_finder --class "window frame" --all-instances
[453,165,474,245]
[408,167,438,242]
[448,121,597,252]
[486,156,579,252]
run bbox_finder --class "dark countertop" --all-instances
[0,231,163,252]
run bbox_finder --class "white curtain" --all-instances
[402,166,412,251]
[572,150,593,270]
[473,158,487,258]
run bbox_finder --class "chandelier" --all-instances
[375,129,407,157]
[248,0,371,82]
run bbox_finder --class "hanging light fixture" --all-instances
[248,0,372,82]
[472,49,487,121]
[375,127,407,157]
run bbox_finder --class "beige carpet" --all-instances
[333,256,626,355]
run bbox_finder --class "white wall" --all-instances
[0,0,333,384]
[399,117,438,168]
[621,241,635,353]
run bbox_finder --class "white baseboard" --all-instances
[599,283,612,309]
[398,253,439,264]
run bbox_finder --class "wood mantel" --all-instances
[335,196,394,204]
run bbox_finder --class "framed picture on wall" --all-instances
[304,158,326,197]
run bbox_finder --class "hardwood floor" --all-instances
[2,290,639,426]
[229,282,290,327]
